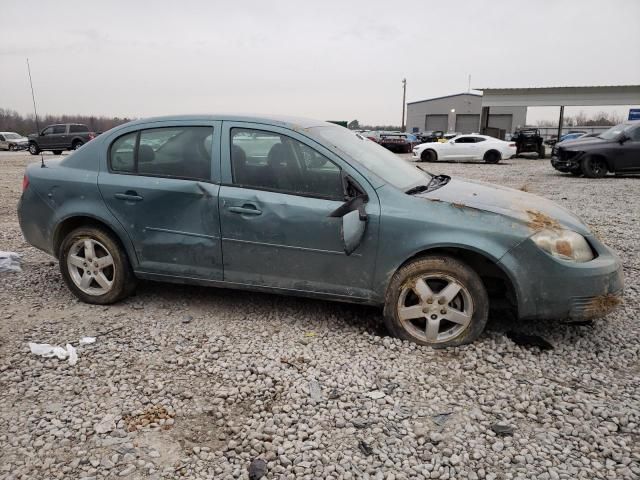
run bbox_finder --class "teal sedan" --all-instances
[18,115,624,347]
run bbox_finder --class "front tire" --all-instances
[59,226,136,304]
[581,155,608,178]
[383,255,489,348]
[420,149,436,162]
[28,143,40,155]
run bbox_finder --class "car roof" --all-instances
[121,114,332,130]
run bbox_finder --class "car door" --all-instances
[614,126,640,172]
[52,124,68,148]
[97,121,224,280]
[218,122,380,300]
[0,134,6,150]
[445,136,473,159]
[39,126,56,149]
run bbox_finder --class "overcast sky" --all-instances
[1,0,639,125]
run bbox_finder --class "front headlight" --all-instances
[531,229,594,262]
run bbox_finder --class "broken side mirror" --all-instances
[329,174,368,255]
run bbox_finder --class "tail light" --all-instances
[509,143,516,147]
[22,174,29,191]
[88,132,96,140]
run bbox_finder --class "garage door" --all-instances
[425,115,448,132]
[488,114,512,132]
[455,114,480,133]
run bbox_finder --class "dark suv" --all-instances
[551,121,640,177]
[28,124,96,156]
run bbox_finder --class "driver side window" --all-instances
[230,128,343,200]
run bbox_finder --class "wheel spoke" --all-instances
[95,254,114,269]
[413,278,434,302]
[398,305,425,321]
[68,255,85,268]
[84,239,96,259]
[80,273,92,289]
[444,308,472,326]
[425,318,440,340]
[439,281,462,304]
[94,272,112,290]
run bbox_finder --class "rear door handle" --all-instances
[114,192,143,202]
[228,204,262,215]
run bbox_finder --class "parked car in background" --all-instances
[551,120,640,177]
[0,132,29,151]
[378,132,419,153]
[360,131,380,142]
[416,130,445,143]
[17,115,623,347]
[413,134,516,163]
[557,132,587,144]
[28,123,96,155]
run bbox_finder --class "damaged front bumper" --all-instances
[550,151,583,173]
[499,235,624,322]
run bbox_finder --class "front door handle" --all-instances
[228,204,262,215]
[114,192,143,202]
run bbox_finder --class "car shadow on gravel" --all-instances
[130,280,601,351]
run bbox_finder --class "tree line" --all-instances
[535,110,624,127]
[0,108,133,135]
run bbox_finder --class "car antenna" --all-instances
[26,58,45,168]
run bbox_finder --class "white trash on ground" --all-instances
[0,251,22,273]
[28,337,96,366]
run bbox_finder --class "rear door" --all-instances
[98,121,224,279]
[218,122,380,300]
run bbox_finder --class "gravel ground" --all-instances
[0,150,638,480]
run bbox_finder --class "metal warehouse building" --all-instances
[406,93,527,136]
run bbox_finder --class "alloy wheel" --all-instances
[397,274,474,344]
[66,238,116,296]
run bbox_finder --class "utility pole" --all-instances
[401,78,406,132]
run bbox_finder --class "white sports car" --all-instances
[412,134,517,164]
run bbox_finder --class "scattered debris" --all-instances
[491,422,515,436]
[506,331,554,350]
[308,379,323,403]
[328,388,341,400]
[248,458,267,480]
[79,336,96,345]
[432,412,452,426]
[352,417,369,429]
[66,344,78,366]
[124,405,174,431]
[29,342,79,365]
[526,209,561,232]
[358,440,373,456]
[364,390,385,400]
[0,251,21,273]
[182,315,193,324]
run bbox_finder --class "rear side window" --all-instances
[109,126,213,181]
[69,125,88,133]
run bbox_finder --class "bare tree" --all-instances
[0,108,133,135]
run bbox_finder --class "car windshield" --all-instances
[598,123,635,140]
[310,126,431,189]
[4,133,21,139]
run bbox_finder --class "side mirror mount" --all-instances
[329,174,368,255]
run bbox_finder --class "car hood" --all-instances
[417,178,589,235]
[11,136,29,142]
[558,136,607,149]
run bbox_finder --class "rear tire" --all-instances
[28,143,40,155]
[538,145,546,159]
[581,155,608,178]
[484,150,501,164]
[420,149,436,162]
[383,255,489,348]
[59,226,136,305]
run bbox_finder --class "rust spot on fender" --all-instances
[526,209,561,232]
[451,202,465,209]
[427,198,443,203]
[587,294,622,317]
[556,240,572,257]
